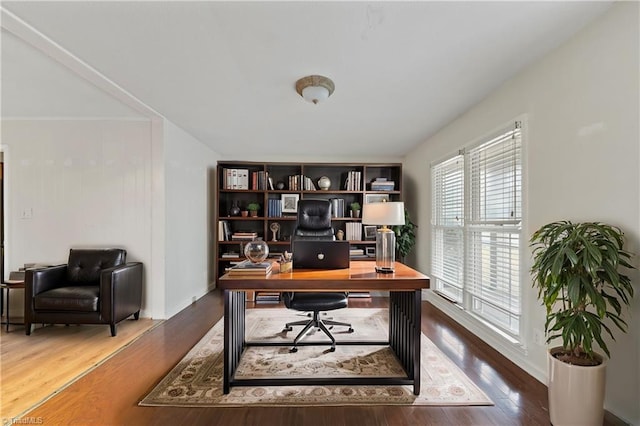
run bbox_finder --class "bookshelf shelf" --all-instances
[215,161,402,283]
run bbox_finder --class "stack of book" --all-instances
[218,220,232,241]
[267,199,282,217]
[251,171,273,190]
[345,222,363,241]
[330,198,345,217]
[343,170,362,190]
[286,174,317,191]
[371,177,395,191]
[227,260,273,276]
[349,248,366,259]
[255,292,281,303]
[231,231,258,241]
[222,168,250,189]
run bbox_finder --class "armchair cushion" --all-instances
[34,286,99,312]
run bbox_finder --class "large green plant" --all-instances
[530,221,634,363]
[393,208,417,262]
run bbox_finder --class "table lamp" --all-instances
[361,201,405,273]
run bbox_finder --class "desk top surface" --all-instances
[219,261,430,291]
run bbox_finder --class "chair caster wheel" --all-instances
[329,346,336,352]
[348,328,354,333]
[284,326,292,332]
[290,347,298,353]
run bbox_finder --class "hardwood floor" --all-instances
[12,291,627,426]
[0,317,159,421]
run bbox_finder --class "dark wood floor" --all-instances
[23,291,626,426]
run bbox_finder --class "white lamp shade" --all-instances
[361,201,405,226]
[301,85,330,104]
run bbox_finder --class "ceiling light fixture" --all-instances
[295,75,335,104]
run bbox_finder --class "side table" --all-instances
[1,279,25,332]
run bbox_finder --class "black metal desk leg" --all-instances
[412,289,422,395]
[223,290,246,394]
[389,290,422,395]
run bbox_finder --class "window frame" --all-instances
[431,120,524,341]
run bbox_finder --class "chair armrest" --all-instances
[25,265,68,298]
[100,262,143,320]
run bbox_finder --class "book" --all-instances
[227,260,273,276]
[330,198,344,217]
[255,292,281,303]
[231,231,258,241]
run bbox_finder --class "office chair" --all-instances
[292,198,336,240]
[283,199,353,352]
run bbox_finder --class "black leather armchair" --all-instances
[24,248,143,337]
[284,199,353,352]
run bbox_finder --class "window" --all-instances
[431,122,522,338]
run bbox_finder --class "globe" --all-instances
[318,176,331,190]
[244,239,269,263]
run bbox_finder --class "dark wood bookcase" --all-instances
[215,161,402,287]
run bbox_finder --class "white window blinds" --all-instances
[431,155,464,303]
[431,123,523,338]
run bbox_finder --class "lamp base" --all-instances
[375,266,395,274]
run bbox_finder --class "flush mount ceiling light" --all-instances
[295,75,335,104]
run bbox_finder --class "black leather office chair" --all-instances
[292,199,335,240]
[283,199,353,352]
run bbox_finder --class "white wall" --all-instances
[404,3,639,423]
[163,120,221,318]
[1,119,158,317]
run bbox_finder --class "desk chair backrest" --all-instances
[293,199,334,240]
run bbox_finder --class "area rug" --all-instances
[140,308,492,407]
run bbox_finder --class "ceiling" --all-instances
[1,1,612,158]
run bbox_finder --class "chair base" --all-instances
[26,310,140,337]
[284,311,353,352]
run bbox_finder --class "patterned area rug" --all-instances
[140,308,492,407]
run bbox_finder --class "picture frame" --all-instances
[365,247,376,257]
[364,193,390,204]
[281,193,300,213]
[363,225,377,240]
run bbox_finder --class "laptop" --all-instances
[292,240,350,269]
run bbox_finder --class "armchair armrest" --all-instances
[100,262,143,321]
[25,265,68,298]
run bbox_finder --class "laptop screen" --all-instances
[291,240,350,269]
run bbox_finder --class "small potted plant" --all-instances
[246,202,260,217]
[530,221,635,426]
[350,202,361,218]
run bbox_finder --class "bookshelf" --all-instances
[215,161,403,289]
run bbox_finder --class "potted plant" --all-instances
[350,202,361,218]
[530,221,635,426]
[393,208,417,264]
[246,202,260,217]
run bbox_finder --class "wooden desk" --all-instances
[218,261,430,395]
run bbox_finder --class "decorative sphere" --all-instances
[318,176,331,190]
[276,182,285,190]
[244,240,269,263]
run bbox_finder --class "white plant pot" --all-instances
[547,347,607,426]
